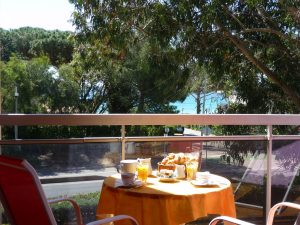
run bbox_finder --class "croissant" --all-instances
[161,152,198,165]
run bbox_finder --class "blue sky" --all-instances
[0,0,74,31]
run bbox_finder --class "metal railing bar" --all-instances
[83,137,120,143]
[1,114,300,126]
[266,125,273,221]
[0,139,85,145]
[121,125,126,160]
[0,137,120,145]
[125,135,268,142]
[1,135,299,145]
[272,135,300,140]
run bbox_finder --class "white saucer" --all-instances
[191,179,219,186]
[117,180,143,188]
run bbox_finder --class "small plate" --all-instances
[191,179,219,187]
[159,177,178,183]
[118,180,143,188]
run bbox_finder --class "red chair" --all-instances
[0,155,138,225]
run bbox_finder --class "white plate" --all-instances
[191,179,219,186]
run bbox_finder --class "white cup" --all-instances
[118,159,138,174]
[121,172,136,186]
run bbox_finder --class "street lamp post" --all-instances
[14,86,19,139]
[0,64,1,146]
[0,46,2,225]
[164,127,169,156]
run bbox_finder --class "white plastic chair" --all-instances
[209,202,300,225]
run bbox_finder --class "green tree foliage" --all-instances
[0,27,105,114]
[69,0,300,113]
[70,0,190,113]
[72,39,188,114]
[0,55,105,139]
[0,56,80,114]
[0,27,74,66]
[124,41,189,113]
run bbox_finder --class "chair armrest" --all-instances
[267,202,300,225]
[209,216,255,225]
[48,198,84,225]
[86,215,139,225]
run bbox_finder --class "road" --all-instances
[43,180,104,198]
[42,167,116,198]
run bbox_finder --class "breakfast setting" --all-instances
[97,152,235,225]
[114,152,226,188]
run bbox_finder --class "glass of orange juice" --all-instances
[186,161,198,181]
[137,162,148,184]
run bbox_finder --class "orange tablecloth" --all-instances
[96,174,236,225]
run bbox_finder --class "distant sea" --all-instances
[171,92,228,114]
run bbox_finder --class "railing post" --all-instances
[121,125,126,160]
[14,86,19,139]
[266,125,273,221]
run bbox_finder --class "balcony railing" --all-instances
[0,113,300,218]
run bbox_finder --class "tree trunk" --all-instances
[138,92,145,113]
[196,91,201,114]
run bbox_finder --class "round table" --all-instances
[96,173,236,225]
